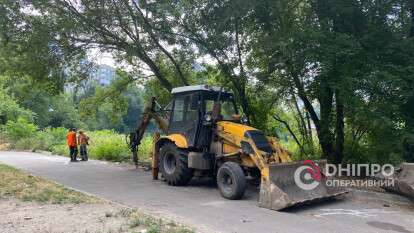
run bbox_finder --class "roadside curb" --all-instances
[348,189,414,208]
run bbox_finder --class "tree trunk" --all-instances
[273,115,305,154]
[239,85,251,123]
[292,75,335,161]
[318,79,335,162]
[334,91,345,164]
[292,94,309,145]
[231,79,250,123]
[410,0,414,37]
[306,111,313,144]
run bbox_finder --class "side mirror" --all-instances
[241,140,254,154]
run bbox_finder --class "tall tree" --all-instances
[34,0,193,91]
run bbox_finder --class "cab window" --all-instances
[172,94,199,122]
[205,99,237,120]
[172,96,185,122]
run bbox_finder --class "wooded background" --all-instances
[1,0,414,164]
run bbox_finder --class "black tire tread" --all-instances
[217,161,246,200]
[159,143,193,186]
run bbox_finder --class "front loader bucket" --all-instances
[259,160,347,210]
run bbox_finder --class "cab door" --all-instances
[168,93,200,147]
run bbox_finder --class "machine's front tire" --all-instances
[217,162,246,200]
[159,143,193,186]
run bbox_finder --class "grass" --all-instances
[0,163,99,204]
[126,210,195,233]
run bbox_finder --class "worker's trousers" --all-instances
[80,145,88,161]
[69,146,78,161]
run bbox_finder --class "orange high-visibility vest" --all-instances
[66,132,77,147]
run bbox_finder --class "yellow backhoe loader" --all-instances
[128,85,347,210]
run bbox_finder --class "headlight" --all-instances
[204,113,212,122]
[241,115,248,124]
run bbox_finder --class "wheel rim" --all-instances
[163,152,176,174]
[221,171,234,193]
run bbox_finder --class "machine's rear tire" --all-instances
[217,162,246,200]
[159,143,193,186]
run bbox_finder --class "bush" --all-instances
[138,135,153,161]
[2,118,69,152]
[13,138,42,151]
[51,144,68,156]
[75,131,153,162]
[37,127,68,151]
[0,87,34,123]
[87,130,131,162]
[1,118,153,163]
[4,117,37,141]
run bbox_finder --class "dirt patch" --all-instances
[0,198,194,233]
[0,198,131,233]
[0,163,194,233]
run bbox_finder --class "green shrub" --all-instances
[138,135,153,161]
[2,119,153,163]
[45,127,67,143]
[51,144,68,156]
[36,127,68,151]
[0,131,7,144]
[87,130,130,162]
[4,117,38,141]
[13,138,41,151]
[0,87,34,122]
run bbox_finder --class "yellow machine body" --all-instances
[160,134,189,148]
[215,121,291,177]
[133,85,347,211]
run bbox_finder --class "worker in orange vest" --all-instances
[66,128,78,162]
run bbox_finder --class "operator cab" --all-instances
[168,85,239,148]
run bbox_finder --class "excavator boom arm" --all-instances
[129,97,168,166]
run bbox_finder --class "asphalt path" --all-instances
[1,151,413,233]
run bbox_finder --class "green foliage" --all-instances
[85,130,153,162]
[4,118,38,141]
[0,83,34,123]
[37,127,68,151]
[12,138,41,151]
[1,0,414,166]
[2,74,85,129]
[50,144,68,156]
[138,136,154,161]
[78,72,144,133]
[2,117,154,162]
[2,117,70,152]
[86,130,130,162]
[45,95,85,129]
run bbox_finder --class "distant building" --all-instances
[91,64,117,86]
[65,64,117,94]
